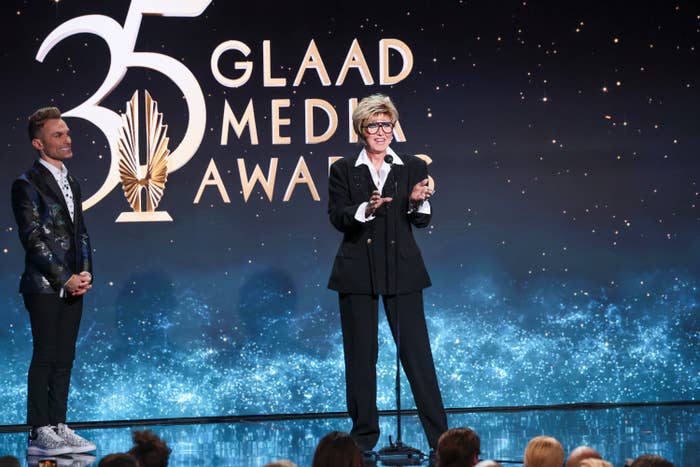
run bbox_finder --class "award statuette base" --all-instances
[115,211,173,222]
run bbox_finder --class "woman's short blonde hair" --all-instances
[523,436,565,467]
[352,94,399,143]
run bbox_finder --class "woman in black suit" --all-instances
[327,94,447,454]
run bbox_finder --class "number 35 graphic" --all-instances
[36,0,212,210]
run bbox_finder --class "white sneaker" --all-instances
[54,424,97,453]
[27,425,73,456]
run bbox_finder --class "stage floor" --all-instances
[0,405,697,466]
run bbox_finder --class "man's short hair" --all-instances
[28,107,62,141]
[437,427,481,467]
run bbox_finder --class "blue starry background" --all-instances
[0,1,698,425]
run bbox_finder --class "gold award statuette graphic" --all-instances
[116,90,173,222]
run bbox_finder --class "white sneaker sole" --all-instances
[27,444,73,456]
[68,453,97,461]
[68,443,97,453]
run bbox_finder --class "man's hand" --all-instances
[410,178,433,205]
[65,271,92,296]
[365,190,393,217]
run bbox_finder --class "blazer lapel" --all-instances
[351,160,374,199]
[32,161,75,229]
[67,174,81,217]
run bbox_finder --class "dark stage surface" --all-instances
[0,405,697,466]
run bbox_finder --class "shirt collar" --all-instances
[355,146,403,168]
[38,158,68,180]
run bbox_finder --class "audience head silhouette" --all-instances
[437,427,481,467]
[566,445,603,467]
[312,431,362,467]
[98,453,139,467]
[127,430,171,467]
[523,436,565,467]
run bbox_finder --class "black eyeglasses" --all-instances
[363,122,395,134]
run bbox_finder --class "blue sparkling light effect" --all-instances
[1,268,697,424]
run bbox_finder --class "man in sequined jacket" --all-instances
[11,107,96,456]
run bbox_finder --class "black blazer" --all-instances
[327,154,431,295]
[11,160,92,294]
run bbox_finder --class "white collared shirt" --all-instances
[355,146,402,193]
[38,158,74,221]
[354,146,430,222]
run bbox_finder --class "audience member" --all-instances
[474,461,503,467]
[629,454,674,467]
[566,446,603,467]
[0,456,20,467]
[312,431,362,467]
[579,459,612,467]
[127,430,171,467]
[523,436,565,467]
[98,453,139,467]
[436,427,481,467]
[263,460,298,467]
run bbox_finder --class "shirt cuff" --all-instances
[408,200,431,215]
[355,202,375,222]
